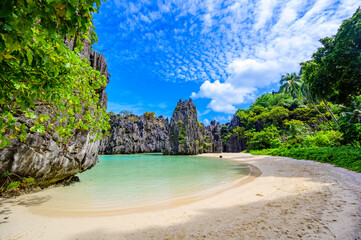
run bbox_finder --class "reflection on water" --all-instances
[37,154,249,211]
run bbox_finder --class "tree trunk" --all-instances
[311,104,335,130]
[321,96,340,128]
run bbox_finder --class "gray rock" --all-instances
[0,40,110,186]
[98,114,169,154]
[164,99,214,155]
[99,99,223,155]
[204,120,223,153]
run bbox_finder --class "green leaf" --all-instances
[7,181,21,190]
[26,50,33,65]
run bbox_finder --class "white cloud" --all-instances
[97,0,360,115]
[203,119,210,125]
[189,0,359,113]
[254,0,277,31]
[192,80,255,114]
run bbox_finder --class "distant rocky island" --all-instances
[99,98,247,155]
[0,45,250,189]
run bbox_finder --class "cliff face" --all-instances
[0,41,110,186]
[204,120,223,153]
[99,99,223,155]
[98,114,169,154]
[164,99,205,155]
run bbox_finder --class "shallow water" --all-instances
[39,154,249,211]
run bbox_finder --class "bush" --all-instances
[144,112,155,120]
[270,139,283,148]
[249,146,361,172]
[248,125,280,150]
[304,131,342,147]
[340,121,361,147]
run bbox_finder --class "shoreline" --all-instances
[1,153,360,239]
[2,158,261,218]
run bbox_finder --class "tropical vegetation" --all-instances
[224,8,361,172]
[0,0,109,149]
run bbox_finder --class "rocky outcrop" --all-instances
[0,41,110,186]
[98,114,169,154]
[91,51,110,108]
[221,115,246,152]
[99,99,223,155]
[225,135,246,152]
[203,120,223,153]
[164,99,204,155]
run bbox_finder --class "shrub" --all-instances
[144,112,155,120]
[249,146,361,172]
[304,131,342,147]
[248,125,280,150]
[340,121,361,147]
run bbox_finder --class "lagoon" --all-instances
[36,154,249,212]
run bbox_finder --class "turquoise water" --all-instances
[42,154,249,211]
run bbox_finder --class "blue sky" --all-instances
[93,0,359,124]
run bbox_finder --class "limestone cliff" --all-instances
[203,120,223,153]
[0,41,110,186]
[98,114,169,154]
[99,99,223,155]
[223,114,246,152]
[164,99,205,155]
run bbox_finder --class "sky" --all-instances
[93,0,359,124]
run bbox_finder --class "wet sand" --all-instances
[0,153,360,239]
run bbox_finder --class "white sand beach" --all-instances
[0,153,360,240]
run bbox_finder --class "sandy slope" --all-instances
[0,153,360,240]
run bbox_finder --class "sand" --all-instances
[0,153,360,240]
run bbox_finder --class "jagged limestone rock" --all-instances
[224,114,246,152]
[98,114,169,154]
[164,99,204,155]
[99,99,223,155]
[0,44,110,186]
[204,120,223,153]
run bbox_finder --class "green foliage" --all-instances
[270,139,282,148]
[301,8,361,106]
[279,72,302,98]
[339,121,361,147]
[119,110,133,117]
[6,181,21,191]
[248,125,280,150]
[144,111,155,120]
[249,146,361,172]
[268,107,290,125]
[290,108,318,123]
[127,116,139,123]
[303,131,342,147]
[1,168,35,193]
[0,0,109,148]
[90,25,98,46]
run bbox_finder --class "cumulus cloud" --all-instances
[191,80,255,114]
[203,119,210,125]
[96,0,360,114]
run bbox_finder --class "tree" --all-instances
[0,0,109,148]
[279,73,302,98]
[279,72,335,129]
[299,81,335,130]
[301,8,361,106]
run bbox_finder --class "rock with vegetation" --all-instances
[164,99,205,155]
[0,48,110,188]
[0,0,110,190]
[203,120,223,153]
[98,112,169,154]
